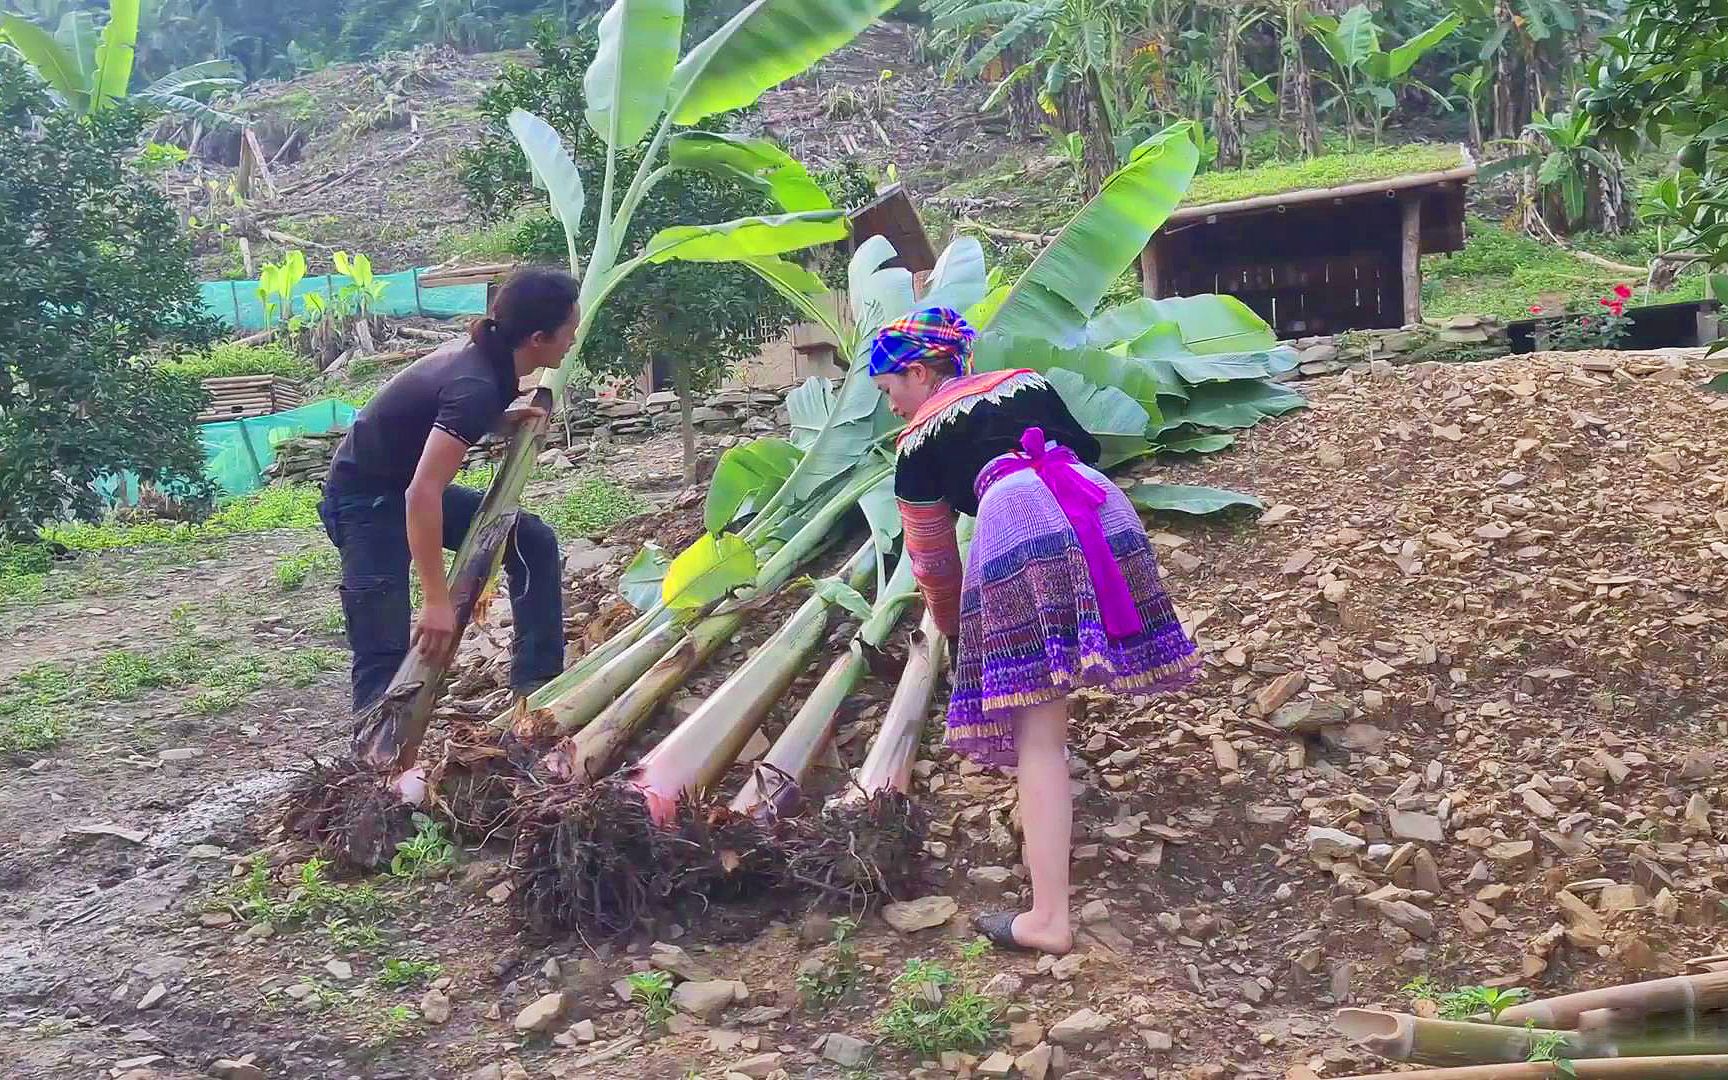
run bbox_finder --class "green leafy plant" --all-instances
[797,915,860,1008]
[334,250,387,318]
[1485,109,1619,234]
[390,813,456,881]
[324,915,387,953]
[876,959,1002,1058]
[1526,1024,1577,1078]
[376,956,443,989]
[1530,284,1635,351]
[1438,985,1529,1021]
[276,549,336,590]
[257,250,309,333]
[0,55,219,542]
[628,969,675,1030]
[1308,4,1461,146]
[1400,974,1438,1004]
[0,0,240,124]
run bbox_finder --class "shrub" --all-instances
[0,55,219,541]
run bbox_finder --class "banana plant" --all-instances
[354,0,899,776]
[1309,5,1461,147]
[0,0,240,125]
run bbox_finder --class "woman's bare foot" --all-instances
[1010,911,1074,956]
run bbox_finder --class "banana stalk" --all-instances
[1497,972,1728,1030]
[1333,1056,1728,1080]
[629,543,877,824]
[834,610,947,806]
[541,464,891,781]
[730,553,918,819]
[1336,1009,1728,1067]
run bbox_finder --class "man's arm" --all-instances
[404,429,468,662]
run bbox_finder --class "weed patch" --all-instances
[389,814,455,881]
[376,956,442,989]
[43,485,323,554]
[629,970,675,1031]
[875,959,1002,1058]
[278,548,337,590]
[536,474,648,539]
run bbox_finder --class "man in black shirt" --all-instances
[319,269,580,712]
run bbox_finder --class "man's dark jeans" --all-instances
[317,486,563,713]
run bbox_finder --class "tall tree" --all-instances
[0,53,217,538]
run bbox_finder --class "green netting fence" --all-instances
[199,266,488,331]
[95,399,357,506]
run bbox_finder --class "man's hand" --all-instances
[503,402,548,426]
[411,599,458,662]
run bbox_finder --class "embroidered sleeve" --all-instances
[899,497,961,638]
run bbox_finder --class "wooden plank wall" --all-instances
[1150,183,1467,338]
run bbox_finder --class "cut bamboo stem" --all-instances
[1497,972,1728,1029]
[628,543,877,824]
[351,393,551,772]
[1332,1055,1728,1080]
[730,555,918,819]
[836,610,946,805]
[1337,1009,1728,1067]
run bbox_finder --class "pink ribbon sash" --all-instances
[977,427,1144,639]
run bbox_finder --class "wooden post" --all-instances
[1140,238,1165,299]
[1400,194,1423,326]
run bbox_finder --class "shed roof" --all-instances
[1169,144,1474,225]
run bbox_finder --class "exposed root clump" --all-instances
[509,780,784,938]
[778,790,928,906]
[279,759,414,872]
[423,722,544,846]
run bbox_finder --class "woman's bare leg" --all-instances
[1011,696,1074,954]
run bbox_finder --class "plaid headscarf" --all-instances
[867,307,976,378]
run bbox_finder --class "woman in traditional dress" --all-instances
[872,306,1199,955]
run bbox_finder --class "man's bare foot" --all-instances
[1010,912,1074,956]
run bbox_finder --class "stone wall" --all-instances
[1285,315,1509,379]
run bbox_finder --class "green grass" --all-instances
[435,206,555,264]
[1182,143,1466,208]
[42,485,324,554]
[1423,215,1708,321]
[277,548,338,590]
[375,956,442,989]
[0,619,344,754]
[158,342,318,384]
[536,475,649,538]
[875,960,1002,1058]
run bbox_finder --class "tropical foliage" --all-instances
[0,0,240,125]
[0,52,218,539]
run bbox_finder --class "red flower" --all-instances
[1599,297,1613,307]
[1614,283,1633,300]
[1529,305,1544,314]
[1609,301,1625,316]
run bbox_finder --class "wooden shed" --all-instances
[1142,149,1478,338]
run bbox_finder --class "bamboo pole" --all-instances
[1497,972,1728,1029]
[628,543,877,823]
[1333,1056,1728,1080]
[1337,1009,1728,1067]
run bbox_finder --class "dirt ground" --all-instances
[6,350,1728,1080]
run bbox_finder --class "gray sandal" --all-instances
[973,911,1035,953]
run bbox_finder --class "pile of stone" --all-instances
[263,430,346,485]
[1285,315,1508,379]
[581,386,791,440]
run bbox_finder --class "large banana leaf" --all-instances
[1370,13,1461,81]
[739,256,838,332]
[1043,368,1150,467]
[784,369,889,499]
[971,334,1165,428]
[508,110,587,270]
[1129,484,1264,516]
[139,61,243,128]
[705,437,804,533]
[1,15,89,108]
[620,543,671,610]
[848,233,915,346]
[667,132,832,212]
[919,236,989,314]
[985,124,1199,345]
[585,0,684,148]
[91,0,139,112]
[1095,295,1278,355]
[1137,352,1299,387]
[1157,378,1306,432]
[54,10,97,83]
[668,0,898,125]
[662,532,758,608]
[1315,4,1378,73]
[644,210,847,263]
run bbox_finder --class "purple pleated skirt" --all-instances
[944,458,1199,766]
